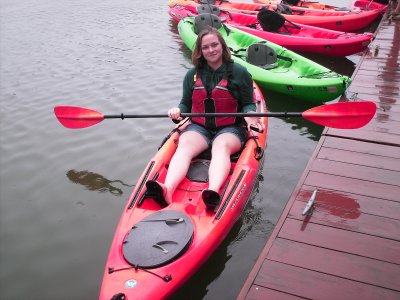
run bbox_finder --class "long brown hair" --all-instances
[191,27,231,68]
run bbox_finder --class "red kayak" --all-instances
[281,8,383,32]
[99,82,268,300]
[168,0,384,31]
[168,0,265,13]
[169,5,374,56]
[254,0,388,12]
[349,0,388,11]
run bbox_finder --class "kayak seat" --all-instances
[247,43,278,70]
[195,147,241,162]
[194,13,222,34]
[196,4,221,16]
[257,8,286,32]
[186,149,241,183]
[186,160,210,183]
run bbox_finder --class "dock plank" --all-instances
[254,260,399,300]
[245,285,306,300]
[304,171,400,202]
[279,218,400,264]
[289,200,400,241]
[310,157,400,185]
[322,136,400,158]
[297,186,400,220]
[267,238,400,291]
[317,147,400,171]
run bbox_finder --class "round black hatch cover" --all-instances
[122,210,194,269]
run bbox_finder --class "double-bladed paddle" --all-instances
[54,101,376,130]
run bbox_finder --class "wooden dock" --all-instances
[237,12,400,300]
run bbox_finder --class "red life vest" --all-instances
[191,68,238,129]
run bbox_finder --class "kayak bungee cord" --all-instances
[299,70,341,79]
[107,265,172,282]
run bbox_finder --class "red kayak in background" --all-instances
[169,5,374,56]
[348,0,388,11]
[99,82,268,300]
[168,0,384,32]
[254,0,388,12]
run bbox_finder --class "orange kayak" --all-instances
[99,82,268,300]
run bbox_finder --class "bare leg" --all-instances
[163,131,209,202]
[208,133,242,193]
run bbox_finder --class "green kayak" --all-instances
[177,14,352,103]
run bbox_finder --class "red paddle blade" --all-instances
[303,101,376,129]
[54,106,104,129]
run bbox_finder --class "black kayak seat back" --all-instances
[276,3,293,14]
[257,8,286,32]
[197,4,221,16]
[247,43,278,70]
[194,13,222,34]
[283,0,300,5]
[199,0,217,4]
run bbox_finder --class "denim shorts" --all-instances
[182,123,248,148]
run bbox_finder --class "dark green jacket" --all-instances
[178,62,256,114]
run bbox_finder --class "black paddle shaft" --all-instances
[104,112,303,119]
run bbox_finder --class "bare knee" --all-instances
[212,134,241,156]
[176,131,208,157]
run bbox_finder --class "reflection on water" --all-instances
[170,217,242,300]
[66,169,134,196]
[169,19,194,67]
[298,52,357,77]
[263,89,325,141]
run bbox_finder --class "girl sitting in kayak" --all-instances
[145,27,264,210]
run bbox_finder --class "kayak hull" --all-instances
[99,83,268,300]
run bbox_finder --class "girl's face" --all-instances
[200,33,223,67]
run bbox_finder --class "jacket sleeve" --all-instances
[237,65,256,113]
[178,68,196,113]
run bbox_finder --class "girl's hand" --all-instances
[244,113,264,133]
[168,107,182,121]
